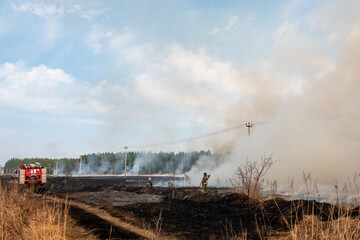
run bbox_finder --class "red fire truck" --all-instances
[18,163,47,186]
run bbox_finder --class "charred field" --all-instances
[23,175,357,240]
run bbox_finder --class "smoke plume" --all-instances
[189,22,360,186]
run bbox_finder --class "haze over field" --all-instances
[0,0,359,184]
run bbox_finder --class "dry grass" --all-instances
[143,209,163,240]
[0,181,96,240]
[275,175,360,240]
[275,214,360,240]
[227,171,360,240]
[220,220,247,240]
[278,173,360,239]
[223,204,360,240]
[270,173,360,240]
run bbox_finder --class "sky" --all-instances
[0,0,359,179]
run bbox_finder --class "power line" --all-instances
[106,113,360,153]
[131,122,248,149]
[108,122,249,152]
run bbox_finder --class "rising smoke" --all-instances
[187,22,360,187]
[99,22,360,189]
[81,3,360,191]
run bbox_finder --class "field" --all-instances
[1,175,359,239]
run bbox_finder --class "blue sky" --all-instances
[0,0,359,166]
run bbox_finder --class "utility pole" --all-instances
[246,122,253,136]
[79,156,82,176]
[124,146,128,178]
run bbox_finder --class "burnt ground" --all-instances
[68,205,145,240]
[2,175,359,240]
[40,176,360,240]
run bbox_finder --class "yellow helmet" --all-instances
[149,177,152,180]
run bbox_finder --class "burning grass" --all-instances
[0,180,96,240]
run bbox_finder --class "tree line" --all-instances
[4,150,215,175]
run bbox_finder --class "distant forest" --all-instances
[4,150,217,175]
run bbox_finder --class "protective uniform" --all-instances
[201,173,210,192]
[146,177,153,189]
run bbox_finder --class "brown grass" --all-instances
[222,203,360,240]
[277,173,360,240]
[142,209,163,240]
[227,171,360,240]
[0,181,96,240]
[275,214,360,240]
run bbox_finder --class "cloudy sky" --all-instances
[0,0,359,167]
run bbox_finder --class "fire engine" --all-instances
[18,162,47,186]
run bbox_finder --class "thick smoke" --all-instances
[72,24,360,192]
[121,26,360,186]
[67,6,360,193]
[53,153,125,176]
[245,24,359,184]
[186,22,360,187]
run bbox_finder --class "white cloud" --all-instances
[208,27,220,36]
[246,14,257,22]
[0,62,113,118]
[108,32,156,66]
[71,117,105,125]
[165,44,241,94]
[113,44,291,128]
[43,19,61,42]
[11,1,106,45]
[67,3,106,19]
[208,15,239,36]
[274,22,298,46]
[125,43,155,63]
[12,1,64,18]
[85,25,116,54]
[0,62,73,111]
[225,16,238,31]
[103,21,343,130]
[12,0,105,19]
[109,32,135,47]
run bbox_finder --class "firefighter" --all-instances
[200,172,211,192]
[146,177,153,189]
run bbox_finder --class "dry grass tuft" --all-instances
[220,220,247,240]
[270,172,360,240]
[275,214,360,240]
[0,181,95,240]
[143,209,163,240]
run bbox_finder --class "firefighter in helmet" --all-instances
[201,172,211,192]
[146,177,153,189]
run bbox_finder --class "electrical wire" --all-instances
[108,122,248,152]
[106,113,359,152]
[130,122,248,149]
